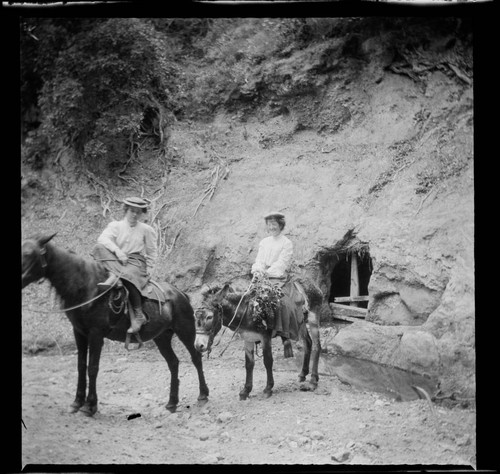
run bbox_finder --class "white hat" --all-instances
[123,196,151,209]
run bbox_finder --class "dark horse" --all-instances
[194,278,323,400]
[21,233,209,416]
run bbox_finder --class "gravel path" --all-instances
[22,334,476,467]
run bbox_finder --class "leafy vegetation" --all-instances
[21,18,181,173]
[20,17,359,173]
[21,17,471,179]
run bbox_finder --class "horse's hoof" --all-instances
[69,403,82,414]
[197,398,209,407]
[79,404,97,416]
[166,404,177,413]
[263,390,273,398]
[239,393,249,401]
[299,381,317,392]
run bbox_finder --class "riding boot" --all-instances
[127,305,147,334]
[97,273,120,291]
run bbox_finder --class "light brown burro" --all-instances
[21,233,209,416]
[194,276,323,400]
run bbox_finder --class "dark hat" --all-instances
[264,211,285,220]
[123,196,151,209]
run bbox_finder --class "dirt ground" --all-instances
[21,330,476,468]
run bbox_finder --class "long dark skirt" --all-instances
[92,243,150,291]
[270,277,304,340]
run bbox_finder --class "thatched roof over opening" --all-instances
[316,228,370,265]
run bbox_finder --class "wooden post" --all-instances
[350,252,360,307]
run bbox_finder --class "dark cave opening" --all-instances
[329,251,372,309]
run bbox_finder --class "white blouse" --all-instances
[97,218,158,272]
[251,234,293,278]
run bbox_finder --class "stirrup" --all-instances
[125,332,143,351]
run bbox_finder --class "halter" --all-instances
[195,278,256,357]
[22,244,49,281]
[194,303,223,358]
[194,303,223,338]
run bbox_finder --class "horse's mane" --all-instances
[201,285,237,310]
[222,291,245,306]
[46,241,107,307]
[50,242,103,274]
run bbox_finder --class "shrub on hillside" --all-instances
[22,18,179,173]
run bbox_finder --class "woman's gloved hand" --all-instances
[115,248,128,265]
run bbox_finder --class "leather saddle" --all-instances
[140,280,168,304]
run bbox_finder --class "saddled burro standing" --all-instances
[195,211,323,399]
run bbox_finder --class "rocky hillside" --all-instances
[21,18,474,398]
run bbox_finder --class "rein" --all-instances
[23,276,122,314]
[195,278,257,357]
[94,256,143,268]
[217,304,248,357]
[23,244,125,313]
[215,278,255,357]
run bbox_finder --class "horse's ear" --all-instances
[212,283,224,294]
[201,282,222,297]
[200,284,212,296]
[219,283,235,300]
[40,233,57,246]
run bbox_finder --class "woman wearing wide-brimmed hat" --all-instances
[92,196,158,334]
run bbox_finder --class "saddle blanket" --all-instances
[139,280,168,304]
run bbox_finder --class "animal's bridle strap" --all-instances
[218,302,249,357]
[39,245,48,270]
[194,304,222,337]
[22,244,49,284]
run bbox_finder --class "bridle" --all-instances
[196,299,250,358]
[195,279,256,357]
[22,244,49,282]
[195,303,223,339]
